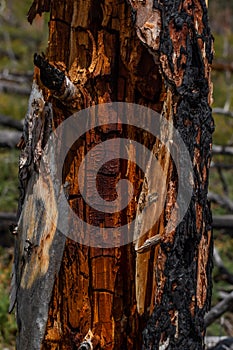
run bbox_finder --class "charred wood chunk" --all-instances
[9,223,18,236]
[172,12,192,30]
[153,0,162,9]
[24,239,36,261]
[34,53,65,91]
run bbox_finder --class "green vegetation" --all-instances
[0,247,16,350]
[0,0,48,213]
[0,0,48,72]
[0,149,19,213]
[0,93,29,121]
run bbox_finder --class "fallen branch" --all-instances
[212,60,233,73]
[0,71,32,95]
[0,130,22,148]
[0,114,23,131]
[0,80,31,95]
[211,162,233,170]
[208,192,233,212]
[205,337,228,349]
[213,247,233,284]
[0,71,33,83]
[206,337,233,350]
[212,145,233,156]
[0,212,16,222]
[213,108,233,119]
[204,291,233,327]
[213,215,233,229]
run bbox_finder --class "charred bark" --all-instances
[141,1,214,348]
[12,0,214,349]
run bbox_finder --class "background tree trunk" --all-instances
[12,0,214,349]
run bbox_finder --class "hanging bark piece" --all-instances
[10,77,67,349]
[27,0,51,24]
[133,88,175,317]
[128,0,162,55]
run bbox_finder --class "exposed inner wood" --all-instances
[40,1,164,349]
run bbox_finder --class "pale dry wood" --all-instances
[205,336,228,349]
[10,79,67,348]
[134,90,174,316]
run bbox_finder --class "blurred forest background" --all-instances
[0,1,233,349]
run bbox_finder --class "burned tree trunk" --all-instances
[11,0,214,349]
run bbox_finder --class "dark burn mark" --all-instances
[174,11,192,29]
[34,53,65,91]
[153,0,163,11]
[130,7,137,25]
[24,239,38,262]
[9,223,18,236]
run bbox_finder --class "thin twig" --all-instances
[135,234,161,254]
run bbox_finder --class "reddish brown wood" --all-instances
[38,1,163,349]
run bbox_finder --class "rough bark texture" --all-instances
[12,0,214,349]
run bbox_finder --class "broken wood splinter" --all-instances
[135,234,161,254]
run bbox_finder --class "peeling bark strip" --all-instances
[27,0,50,24]
[13,0,213,349]
[10,79,66,349]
